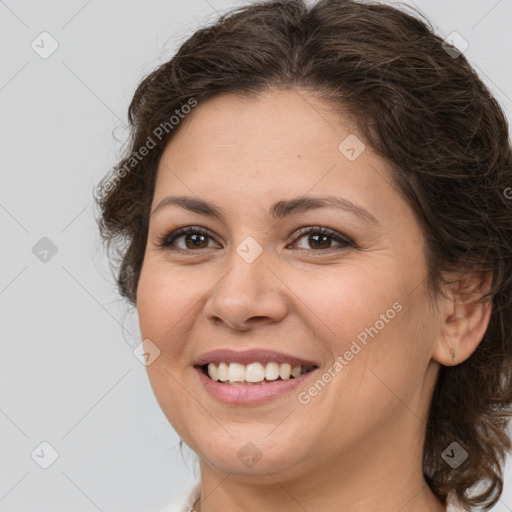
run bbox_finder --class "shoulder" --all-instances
[161,480,201,512]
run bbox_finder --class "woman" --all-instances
[95,0,512,510]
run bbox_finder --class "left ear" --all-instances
[431,270,493,366]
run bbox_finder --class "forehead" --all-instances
[152,89,405,229]
[167,89,351,151]
[157,89,379,184]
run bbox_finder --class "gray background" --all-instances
[1,0,511,510]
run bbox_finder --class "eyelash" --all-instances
[157,225,354,254]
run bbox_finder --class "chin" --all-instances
[192,434,310,479]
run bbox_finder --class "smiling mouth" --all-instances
[199,361,318,385]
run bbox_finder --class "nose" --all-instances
[203,246,288,331]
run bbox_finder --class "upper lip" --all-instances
[194,349,319,368]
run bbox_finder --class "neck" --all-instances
[193,431,447,512]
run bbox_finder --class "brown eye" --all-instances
[182,232,209,249]
[158,225,353,254]
[290,227,353,252]
[307,233,333,250]
[160,227,217,251]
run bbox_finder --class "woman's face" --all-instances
[137,89,446,483]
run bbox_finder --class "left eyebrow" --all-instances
[269,196,379,225]
[151,195,380,226]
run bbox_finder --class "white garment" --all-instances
[164,481,466,511]
[164,480,200,512]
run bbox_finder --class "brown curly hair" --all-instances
[95,0,512,509]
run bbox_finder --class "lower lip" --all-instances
[194,366,318,405]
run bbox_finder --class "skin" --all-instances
[136,88,492,512]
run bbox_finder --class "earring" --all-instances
[449,347,458,366]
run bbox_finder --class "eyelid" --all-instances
[156,224,355,253]
[156,226,218,250]
[288,226,354,248]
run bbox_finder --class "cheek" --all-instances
[136,261,195,355]
[305,262,404,352]
[309,259,436,396]
[136,262,201,434]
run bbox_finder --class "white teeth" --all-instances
[205,361,314,384]
[265,362,280,381]
[279,363,292,380]
[207,362,218,381]
[245,362,266,382]
[217,362,229,382]
[228,362,246,383]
